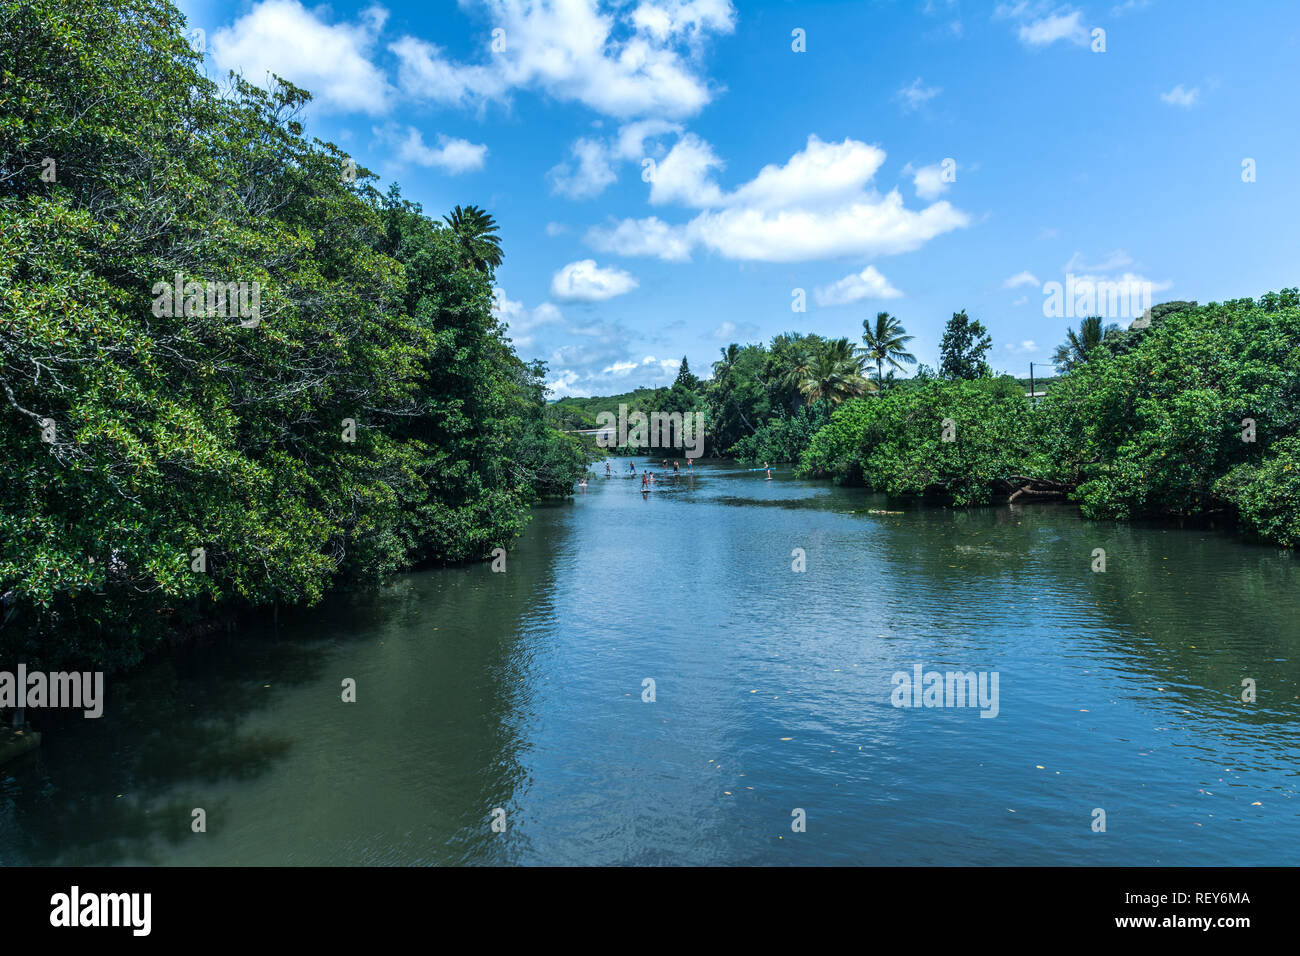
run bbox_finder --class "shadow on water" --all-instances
[0,518,565,865]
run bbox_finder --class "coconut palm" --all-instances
[712,343,741,380]
[443,204,502,273]
[797,337,876,405]
[1052,315,1119,371]
[861,311,917,385]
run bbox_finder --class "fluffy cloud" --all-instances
[909,161,952,201]
[995,4,1091,48]
[212,2,394,115]
[1160,84,1200,108]
[548,138,618,199]
[592,134,969,263]
[614,118,684,160]
[383,126,488,173]
[391,0,736,119]
[550,259,640,302]
[814,266,903,307]
[586,216,694,262]
[648,133,727,206]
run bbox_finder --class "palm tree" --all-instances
[443,204,502,273]
[797,337,876,405]
[712,343,740,380]
[1052,315,1118,371]
[861,311,917,385]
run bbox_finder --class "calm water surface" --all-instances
[2,460,1298,865]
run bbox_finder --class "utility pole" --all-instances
[1030,362,1035,405]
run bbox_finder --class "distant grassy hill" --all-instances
[549,387,664,428]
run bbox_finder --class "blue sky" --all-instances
[176,0,1300,396]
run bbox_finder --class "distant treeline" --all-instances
[0,0,586,671]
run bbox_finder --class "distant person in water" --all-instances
[688,458,693,470]
[605,461,610,476]
[641,472,649,489]
[765,462,772,480]
[629,461,636,473]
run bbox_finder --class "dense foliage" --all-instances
[1036,292,1300,543]
[0,0,584,670]
[795,293,1300,548]
[799,377,1041,504]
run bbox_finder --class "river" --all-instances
[2,459,1297,865]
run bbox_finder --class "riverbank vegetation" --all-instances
[562,291,1300,550]
[0,0,585,671]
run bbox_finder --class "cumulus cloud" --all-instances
[548,138,618,199]
[614,118,684,160]
[383,126,488,173]
[910,161,953,201]
[591,134,969,264]
[391,0,736,119]
[814,266,903,306]
[586,216,694,262]
[648,133,727,206]
[550,259,640,302]
[212,1,395,114]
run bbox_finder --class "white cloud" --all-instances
[1003,270,1040,289]
[910,161,952,201]
[391,0,736,119]
[614,118,683,159]
[1004,339,1038,353]
[648,133,727,206]
[545,222,569,237]
[688,191,967,263]
[814,266,903,307]
[593,134,969,264]
[894,77,942,113]
[548,138,617,199]
[603,354,679,375]
[550,259,640,302]
[586,216,694,262]
[386,126,487,173]
[630,0,735,43]
[1019,10,1088,46]
[212,1,394,115]
[995,4,1090,48]
[1160,84,1200,108]
[728,136,887,209]
[492,289,564,348]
